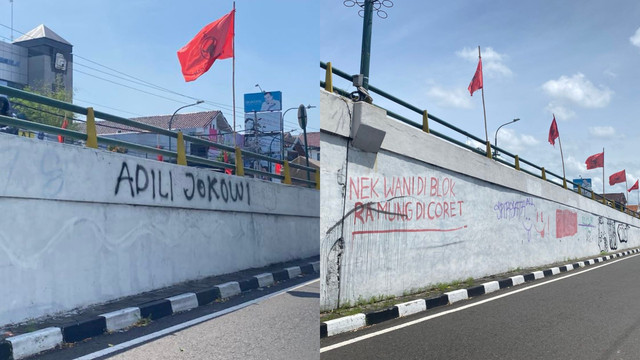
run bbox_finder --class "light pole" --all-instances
[255,84,264,93]
[494,118,520,159]
[168,100,203,151]
[282,104,315,160]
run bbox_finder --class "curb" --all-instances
[0,260,319,360]
[320,249,640,338]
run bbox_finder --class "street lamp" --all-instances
[494,118,520,159]
[255,84,264,93]
[282,104,315,160]
[168,100,204,151]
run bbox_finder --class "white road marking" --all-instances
[74,278,319,360]
[321,254,639,353]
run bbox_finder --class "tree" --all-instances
[10,77,77,130]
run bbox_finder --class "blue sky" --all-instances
[0,0,319,134]
[321,0,640,203]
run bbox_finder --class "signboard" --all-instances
[573,178,592,191]
[244,91,282,113]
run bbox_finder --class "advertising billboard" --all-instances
[244,91,282,112]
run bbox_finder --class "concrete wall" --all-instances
[320,90,640,311]
[0,133,318,326]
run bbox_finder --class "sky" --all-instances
[0,0,319,134]
[321,0,640,203]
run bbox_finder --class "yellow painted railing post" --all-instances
[176,131,187,165]
[515,155,520,170]
[486,141,492,159]
[422,110,429,133]
[563,178,567,189]
[541,167,546,180]
[578,185,582,195]
[591,191,595,200]
[85,107,98,149]
[235,147,244,176]
[283,160,292,185]
[325,62,333,92]
[315,169,320,190]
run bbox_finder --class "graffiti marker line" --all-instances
[320,253,639,353]
[352,225,467,237]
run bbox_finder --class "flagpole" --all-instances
[602,147,605,205]
[625,173,628,204]
[555,114,567,188]
[232,1,237,148]
[478,46,489,155]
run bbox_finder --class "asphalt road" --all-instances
[321,254,640,360]
[33,274,319,360]
[101,279,319,360]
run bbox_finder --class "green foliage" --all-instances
[11,78,77,130]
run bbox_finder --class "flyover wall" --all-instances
[320,89,640,311]
[0,134,319,326]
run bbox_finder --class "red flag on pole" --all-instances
[548,115,559,146]
[628,180,639,192]
[585,152,604,170]
[223,151,232,175]
[177,9,234,82]
[58,116,68,143]
[609,169,626,186]
[468,58,483,96]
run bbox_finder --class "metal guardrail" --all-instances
[321,61,637,216]
[0,85,318,189]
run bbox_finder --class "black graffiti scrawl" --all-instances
[115,161,250,206]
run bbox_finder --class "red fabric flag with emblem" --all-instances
[177,9,234,82]
[58,116,68,143]
[548,115,559,146]
[609,169,626,186]
[628,180,639,192]
[223,151,232,175]
[585,152,604,170]
[468,58,483,96]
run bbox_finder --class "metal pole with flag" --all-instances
[585,150,605,203]
[468,46,489,157]
[548,115,567,188]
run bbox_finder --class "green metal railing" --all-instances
[321,61,637,216]
[0,85,318,189]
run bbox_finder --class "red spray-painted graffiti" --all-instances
[348,176,466,238]
[556,209,577,238]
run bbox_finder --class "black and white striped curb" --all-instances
[320,249,640,338]
[0,261,319,360]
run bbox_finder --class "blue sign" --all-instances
[573,178,592,190]
[244,91,282,113]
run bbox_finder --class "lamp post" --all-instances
[282,104,315,160]
[168,100,203,151]
[494,118,520,159]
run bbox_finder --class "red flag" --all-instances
[223,151,232,175]
[58,117,68,143]
[468,58,483,96]
[548,115,559,146]
[628,180,639,192]
[177,9,234,82]
[156,145,163,162]
[585,152,604,170]
[275,163,282,175]
[609,169,626,186]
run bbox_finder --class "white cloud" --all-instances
[465,137,484,151]
[546,102,576,120]
[630,27,640,48]
[496,128,539,153]
[588,126,617,138]
[426,86,473,109]
[457,47,513,78]
[542,73,613,108]
[604,69,617,78]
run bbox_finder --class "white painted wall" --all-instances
[0,134,318,326]
[320,90,640,311]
